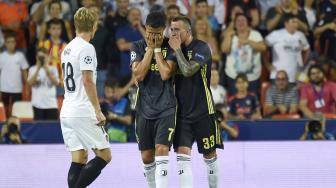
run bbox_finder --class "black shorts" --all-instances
[135,114,176,151]
[173,114,224,154]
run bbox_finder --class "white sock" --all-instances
[143,162,156,188]
[155,156,169,188]
[204,156,218,188]
[177,154,193,188]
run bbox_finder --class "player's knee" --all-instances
[102,150,112,163]
[155,144,169,156]
[96,149,112,163]
[203,150,216,159]
[141,150,155,164]
[176,146,191,155]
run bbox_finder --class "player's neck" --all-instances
[76,32,92,42]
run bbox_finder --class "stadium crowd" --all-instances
[0,0,336,142]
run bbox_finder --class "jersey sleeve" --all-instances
[265,31,277,47]
[27,66,35,80]
[79,44,97,71]
[299,32,310,50]
[130,42,144,65]
[19,53,29,70]
[191,43,212,66]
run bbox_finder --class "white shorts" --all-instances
[60,117,110,151]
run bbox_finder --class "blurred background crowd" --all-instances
[0,0,336,143]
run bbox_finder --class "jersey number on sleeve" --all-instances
[62,62,76,92]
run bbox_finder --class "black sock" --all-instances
[68,162,85,188]
[74,157,108,188]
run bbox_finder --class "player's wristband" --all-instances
[154,48,161,53]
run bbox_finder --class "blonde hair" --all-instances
[74,7,98,33]
[194,18,213,40]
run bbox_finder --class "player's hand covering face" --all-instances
[168,34,181,50]
[154,33,164,48]
[145,26,164,49]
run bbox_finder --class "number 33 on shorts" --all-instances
[203,135,215,149]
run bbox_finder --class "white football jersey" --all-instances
[60,37,97,118]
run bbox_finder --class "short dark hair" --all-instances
[145,11,166,28]
[235,73,248,82]
[36,47,49,54]
[4,31,16,40]
[196,0,208,5]
[283,14,298,23]
[48,0,62,10]
[104,78,120,89]
[234,13,251,26]
[276,70,289,80]
[167,5,180,12]
[171,16,192,29]
[48,18,63,29]
[308,64,325,77]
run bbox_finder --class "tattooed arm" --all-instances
[174,48,200,77]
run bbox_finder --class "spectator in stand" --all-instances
[0,33,29,117]
[208,0,226,26]
[265,0,309,34]
[265,14,310,84]
[0,0,29,50]
[302,0,317,31]
[129,0,164,24]
[228,74,262,120]
[105,0,129,33]
[193,0,220,33]
[221,13,266,96]
[164,0,190,16]
[1,116,26,144]
[115,7,144,84]
[105,0,130,78]
[27,48,59,120]
[264,70,299,117]
[89,4,112,97]
[194,18,220,64]
[38,0,73,42]
[216,104,239,141]
[299,64,336,119]
[30,0,71,24]
[221,4,244,36]
[38,18,67,87]
[226,0,260,28]
[314,0,336,62]
[300,118,334,140]
[100,78,132,142]
[210,69,227,106]
[163,5,181,38]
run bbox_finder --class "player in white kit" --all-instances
[60,7,111,188]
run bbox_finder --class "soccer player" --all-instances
[60,7,111,188]
[169,16,224,188]
[130,11,176,188]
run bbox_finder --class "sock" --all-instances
[143,162,156,188]
[204,156,219,188]
[155,156,169,188]
[74,157,108,188]
[177,154,193,188]
[68,162,85,188]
